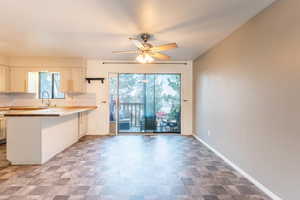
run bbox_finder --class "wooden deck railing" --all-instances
[119,103,144,127]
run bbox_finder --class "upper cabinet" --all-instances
[60,67,87,93]
[1,57,87,94]
[0,65,10,92]
[0,66,30,93]
[10,68,28,93]
[8,67,87,94]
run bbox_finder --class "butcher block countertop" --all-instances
[4,106,97,117]
[0,107,10,111]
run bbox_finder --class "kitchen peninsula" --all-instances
[4,106,96,165]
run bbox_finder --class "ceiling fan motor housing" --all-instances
[140,33,151,43]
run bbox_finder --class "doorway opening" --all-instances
[109,73,181,134]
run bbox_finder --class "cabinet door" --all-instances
[72,67,86,93]
[10,69,27,92]
[4,67,10,91]
[60,68,86,93]
[0,66,10,92]
[0,66,5,92]
[72,68,82,93]
[79,112,88,137]
[60,69,72,93]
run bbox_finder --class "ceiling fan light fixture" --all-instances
[113,34,177,62]
[136,54,154,63]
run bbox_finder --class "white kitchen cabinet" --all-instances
[72,67,86,93]
[10,68,28,92]
[7,65,86,94]
[79,112,88,138]
[60,69,72,93]
[60,67,86,93]
[0,66,10,92]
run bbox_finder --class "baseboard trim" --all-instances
[193,134,282,200]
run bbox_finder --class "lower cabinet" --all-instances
[79,112,88,138]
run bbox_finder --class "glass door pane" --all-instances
[155,74,181,133]
[144,74,155,132]
[118,74,145,133]
[109,73,118,135]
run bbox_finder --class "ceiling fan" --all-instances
[112,33,178,63]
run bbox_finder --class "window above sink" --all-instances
[28,72,65,99]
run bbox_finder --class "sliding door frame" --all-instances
[114,73,181,134]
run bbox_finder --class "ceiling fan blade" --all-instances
[150,43,178,52]
[151,52,171,60]
[129,37,144,49]
[112,50,138,54]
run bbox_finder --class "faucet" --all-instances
[41,90,51,107]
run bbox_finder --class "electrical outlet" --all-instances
[207,130,211,136]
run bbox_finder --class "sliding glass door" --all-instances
[109,73,181,134]
[118,74,146,132]
[154,74,181,133]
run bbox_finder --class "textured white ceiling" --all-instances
[0,0,275,60]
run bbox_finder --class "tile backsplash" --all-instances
[0,93,96,107]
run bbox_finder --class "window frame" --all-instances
[38,72,65,99]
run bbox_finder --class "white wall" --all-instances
[194,0,300,199]
[86,60,193,135]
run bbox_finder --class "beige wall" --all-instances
[194,0,299,199]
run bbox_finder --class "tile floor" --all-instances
[0,135,270,200]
